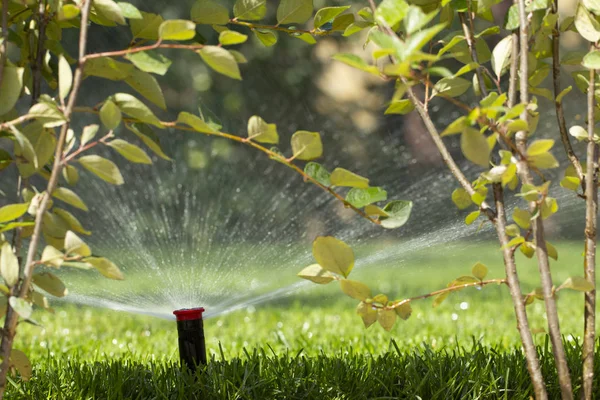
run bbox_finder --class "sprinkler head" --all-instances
[173,307,206,371]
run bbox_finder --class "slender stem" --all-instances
[403,80,496,219]
[0,0,8,91]
[62,131,112,164]
[30,1,47,105]
[0,114,34,131]
[229,20,328,36]
[508,32,519,108]
[459,12,488,98]
[582,64,597,400]
[493,183,548,399]
[386,278,506,309]
[515,1,573,397]
[551,1,583,182]
[0,1,93,397]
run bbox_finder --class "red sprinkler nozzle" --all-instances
[173,307,206,371]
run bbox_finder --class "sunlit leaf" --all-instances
[379,200,413,229]
[191,0,229,24]
[314,6,351,29]
[559,276,594,292]
[394,301,412,320]
[124,69,166,110]
[126,123,171,160]
[330,168,369,188]
[375,0,409,27]
[40,245,64,268]
[465,210,480,225]
[277,0,313,25]
[28,101,67,128]
[53,187,88,211]
[313,236,354,277]
[291,131,323,160]
[125,51,172,76]
[177,111,217,134]
[253,30,278,46]
[81,124,99,147]
[93,0,126,25]
[107,139,152,164]
[9,349,32,381]
[491,35,512,78]
[297,264,335,284]
[219,30,248,46]
[198,46,241,80]
[345,187,387,208]
[546,241,558,260]
[158,20,196,41]
[1,243,19,287]
[461,127,490,167]
[433,76,471,97]
[472,262,488,280]
[433,291,449,307]
[377,309,396,331]
[304,162,331,186]
[100,99,122,130]
[78,155,124,185]
[332,53,379,75]
[84,57,134,80]
[527,139,554,156]
[9,297,31,319]
[575,3,600,42]
[233,0,267,21]
[130,12,164,39]
[58,55,72,102]
[113,93,162,127]
[384,100,414,115]
[356,301,377,328]
[569,125,588,141]
[340,279,371,300]
[64,231,92,257]
[0,203,29,224]
[247,115,278,144]
[451,188,472,210]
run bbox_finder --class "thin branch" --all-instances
[30,1,47,105]
[0,114,35,131]
[508,32,519,108]
[459,12,488,98]
[582,62,598,400]
[493,183,548,399]
[229,19,329,36]
[0,0,93,397]
[551,0,583,182]
[387,278,506,308]
[403,80,496,219]
[515,0,573,397]
[62,131,113,164]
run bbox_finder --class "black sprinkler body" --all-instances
[173,307,206,371]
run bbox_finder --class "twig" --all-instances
[0,0,8,92]
[493,183,548,399]
[30,1,47,105]
[0,114,35,131]
[458,12,488,98]
[403,79,496,220]
[0,0,93,397]
[515,0,573,397]
[229,20,329,36]
[582,59,598,400]
[62,131,113,164]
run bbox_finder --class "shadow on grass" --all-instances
[7,338,599,399]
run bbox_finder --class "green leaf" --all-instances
[451,188,472,210]
[219,30,248,46]
[546,241,558,260]
[9,297,32,319]
[577,50,599,69]
[330,168,369,188]
[124,69,166,109]
[81,124,99,147]
[277,0,313,25]
[113,93,162,127]
[491,35,512,79]
[78,155,124,185]
[253,30,278,46]
[559,276,594,292]
[570,125,588,141]
[126,123,171,160]
[313,236,354,277]
[85,257,124,280]
[541,197,558,220]
[314,6,351,29]
[377,309,396,331]
[345,187,387,209]
[40,246,64,268]
[1,242,19,287]
[472,262,488,280]
[84,57,134,81]
[379,200,413,229]
[177,111,217,134]
[125,51,172,75]
[505,236,525,249]
[93,0,126,25]
[513,207,531,229]
[191,0,230,25]
[297,264,335,284]
[99,99,122,130]
[575,3,600,42]
[461,127,490,167]
[233,0,267,21]
[229,50,248,64]
[33,272,67,297]
[59,4,81,20]
[404,5,437,34]
[58,55,72,102]
[356,301,377,328]
[343,21,373,37]
[465,210,480,225]
[0,203,29,224]
[247,115,278,143]
[130,12,164,40]
[0,222,34,234]
[448,276,480,287]
[198,46,241,80]
[395,301,412,320]
[340,279,371,300]
[107,139,152,164]
[434,77,471,98]
[375,0,409,27]
[0,149,12,172]
[556,86,572,104]
[332,53,378,75]
[53,187,89,211]
[527,139,554,156]
[384,100,414,115]
[332,13,355,31]
[64,231,91,257]
[117,2,142,19]
[158,20,196,41]
[291,131,323,160]
[506,224,520,236]
[28,102,67,128]
[529,152,559,169]
[304,162,331,187]
[54,208,90,235]
[433,291,450,307]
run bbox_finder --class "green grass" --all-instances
[5,241,600,398]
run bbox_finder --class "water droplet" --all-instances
[460,302,469,310]
[451,313,459,321]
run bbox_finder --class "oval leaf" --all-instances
[78,155,124,185]
[297,264,335,284]
[340,279,371,300]
[291,131,323,160]
[198,46,241,80]
[158,19,196,41]
[107,139,152,164]
[33,272,68,297]
[312,236,354,277]
[330,168,369,188]
[1,243,19,287]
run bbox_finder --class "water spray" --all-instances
[173,307,206,371]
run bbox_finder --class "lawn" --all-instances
[6,241,600,398]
